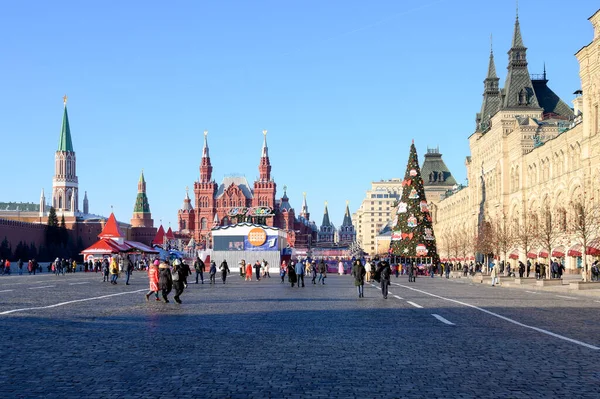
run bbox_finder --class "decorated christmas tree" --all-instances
[390,141,439,262]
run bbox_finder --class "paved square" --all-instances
[1,272,599,398]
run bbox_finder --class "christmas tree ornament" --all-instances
[409,188,419,199]
[419,201,429,212]
[407,214,417,228]
[416,244,428,256]
[409,169,418,177]
[397,202,408,213]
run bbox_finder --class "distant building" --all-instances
[177,130,315,249]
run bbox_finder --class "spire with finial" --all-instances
[342,200,352,226]
[476,33,501,131]
[82,191,88,214]
[321,201,331,227]
[202,130,209,158]
[258,129,272,182]
[58,94,74,152]
[502,9,539,109]
[300,192,310,220]
[261,129,268,158]
[138,170,146,193]
[200,130,213,183]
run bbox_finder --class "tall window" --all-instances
[201,218,207,230]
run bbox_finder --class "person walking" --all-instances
[352,259,366,298]
[17,259,23,275]
[310,261,317,284]
[338,260,344,275]
[180,259,191,288]
[287,261,297,287]
[125,257,134,285]
[145,259,160,302]
[377,259,391,299]
[262,259,270,278]
[518,261,525,278]
[102,258,109,282]
[535,262,541,279]
[220,259,230,284]
[317,260,327,284]
[280,261,287,283]
[209,260,217,284]
[245,261,253,281]
[253,260,261,281]
[295,260,305,288]
[491,263,498,286]
[239,259,245,277]
[158,260,173,303]
[365,259,372,282]
[445,262,450,279]
[171,260,185,304]
[408,262,416,282]
[109,257,119,285]
[194,256,205,284]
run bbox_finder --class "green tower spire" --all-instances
[58,95,74,152]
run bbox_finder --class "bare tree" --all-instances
[475,221,494,273]
[493,211,514,268]
[537,204,561,278]
[458,225,470,265]
[569,192,600,282]
[513,206,537,272]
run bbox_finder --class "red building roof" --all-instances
[99,213,124,239]
[81,238,129,255]
[153,225,166,245]
[166,227,175,240]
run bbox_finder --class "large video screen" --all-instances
[213,236,245,251]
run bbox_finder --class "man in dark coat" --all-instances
[158,260,173,303]
[377,259,391,299]
[253,260,261,281]
[287,262,297,287]
[180,259,191,288]
[352,260,366,298]
[125,256,134,285]
[408,262,416,282]
[194,256,205,284]
[172,260,185,304]
[220,260,230,284]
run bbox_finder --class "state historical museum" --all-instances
[177,130,315,249]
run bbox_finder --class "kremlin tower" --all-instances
[52,95,79,217]
[129,170,157,246]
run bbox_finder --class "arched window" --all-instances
[201,218,207,230]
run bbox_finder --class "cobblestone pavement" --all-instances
[1,272,599,398]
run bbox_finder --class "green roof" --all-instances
[58,105,74,152]
[133,193,151,214]
[421,149,457,187]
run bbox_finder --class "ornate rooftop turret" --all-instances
[476,38,502,132]
[502,14,540,109]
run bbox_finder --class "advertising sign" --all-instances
[244,236,278,251]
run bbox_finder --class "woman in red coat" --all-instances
[145,260,160,302]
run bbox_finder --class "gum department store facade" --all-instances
[432,11,600,273]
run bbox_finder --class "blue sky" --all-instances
[1,1,596,230]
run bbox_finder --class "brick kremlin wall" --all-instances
[0,218,46,248]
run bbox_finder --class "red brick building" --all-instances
[177,130,316,249]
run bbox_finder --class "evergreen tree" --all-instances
[390,142,439,262]
[46,207,60,246]
[0,237,12,260]
[47,206,59,227]
[60,215,68,246]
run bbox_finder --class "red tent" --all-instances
[538,249,549,258]
[508,249,519,260]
